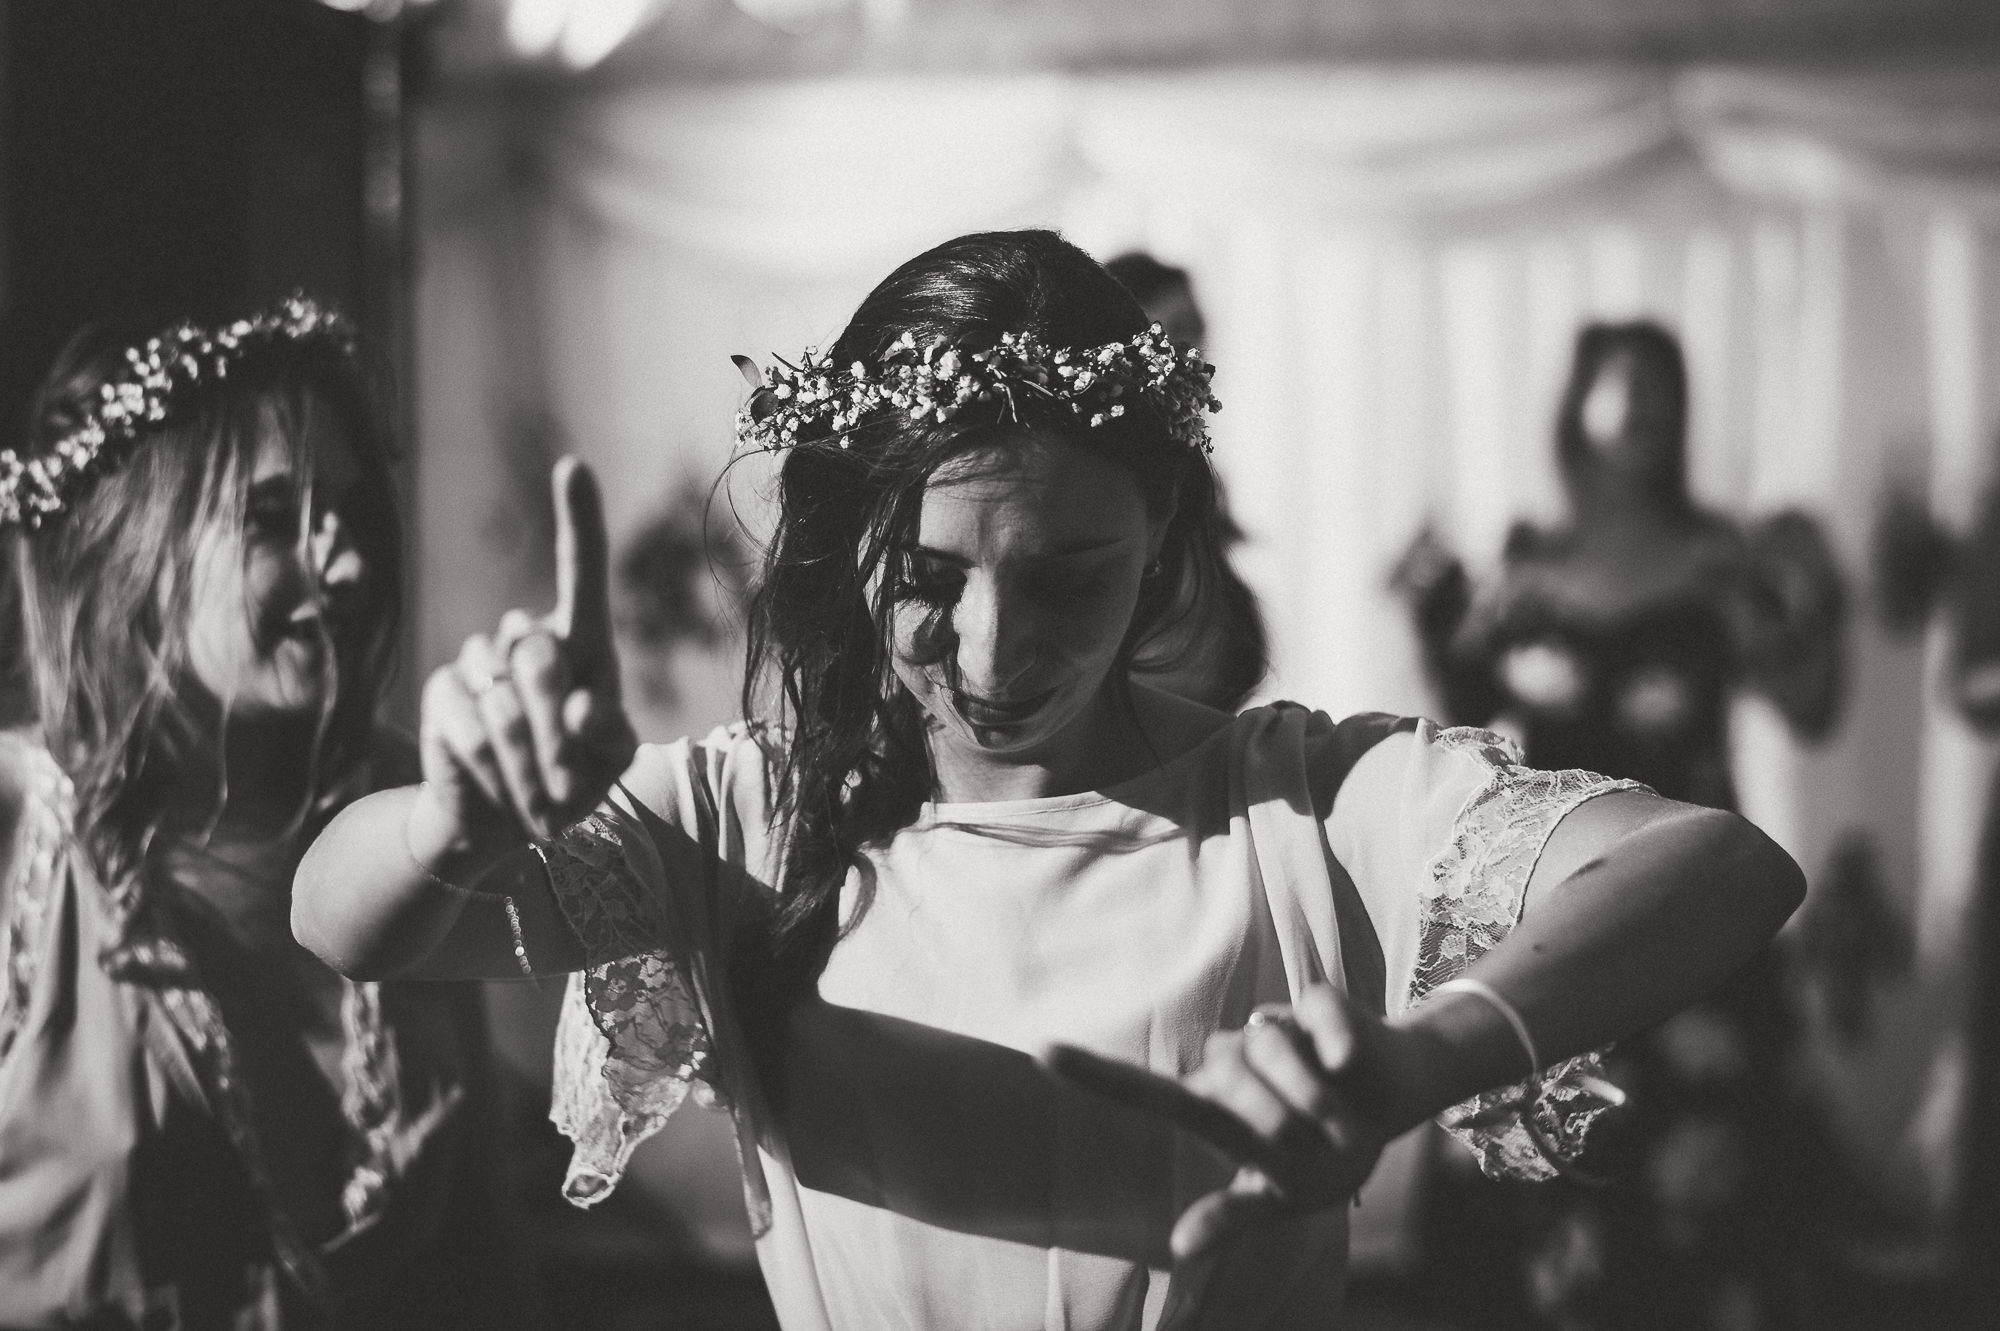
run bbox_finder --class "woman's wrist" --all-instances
[403,782,519,888]
[1381,983,1544,1131]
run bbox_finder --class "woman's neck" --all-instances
[172,710,325,849]
[157,713,338,948]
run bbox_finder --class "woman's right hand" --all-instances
[415,458,638,851]
[1044,985,1413,1266]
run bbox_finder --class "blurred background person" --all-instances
[1392,319,1848,1330]
[1104,252,1268,712]
[0,301,529,1328]
[1874,470,2000,1320]
[1395,320,1845,803]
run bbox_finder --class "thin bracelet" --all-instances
[499,897,533,978]
[1435,977,1619,1186]
[402,792,535,979]
[1434,976,1540,1081]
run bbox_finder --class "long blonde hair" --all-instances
[10,316,402,895]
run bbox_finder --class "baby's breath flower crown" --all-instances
[734,323,1220,456]
[0,295,358,532]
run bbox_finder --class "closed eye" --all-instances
[246,484,302,539]
[1027,567,1114,606]
[894,554,963,609]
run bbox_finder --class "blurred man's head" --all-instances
[1105,253,1206,350]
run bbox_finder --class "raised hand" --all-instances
[418,457,638,846]
[1043,985,1404,1266]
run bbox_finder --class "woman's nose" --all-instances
[311,509,365,590]
[951,578,1036,694]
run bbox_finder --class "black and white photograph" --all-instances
[2,3,1998,1328]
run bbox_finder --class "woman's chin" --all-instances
[961,724,1055,758]
[225,695,332,726]
[941,692,1094,764]
[224,671,337,723]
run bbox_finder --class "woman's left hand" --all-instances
[1043,984,1413,1263]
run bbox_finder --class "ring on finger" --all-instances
[464,663,512,698]
[1245,1003,1295,1034]
[492,615,545,667]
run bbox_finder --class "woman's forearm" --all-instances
[293,782,534,979]
[1382,797,1804,1129]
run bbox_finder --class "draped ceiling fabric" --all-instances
[432,1,2000,79]
[416,63,2000,1226]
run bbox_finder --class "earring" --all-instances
[1143,558,1163,580]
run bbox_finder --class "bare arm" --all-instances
[293,782,587,980]
[1372,790,1803,1131]
[1048,788,1804,1261]
[294,458,636,981]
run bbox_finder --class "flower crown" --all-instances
[0,295,359,532]
[734,323,1220,456]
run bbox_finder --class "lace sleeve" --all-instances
[538,790,722,1208]
[1414,727,1644,1181]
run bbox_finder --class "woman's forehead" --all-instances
[250,393,361,493]
[915,435,1146,549]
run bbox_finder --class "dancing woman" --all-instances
[296,231,1803,1329]
[0,303,524,1329]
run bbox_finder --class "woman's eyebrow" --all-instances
[906,534,1131,567]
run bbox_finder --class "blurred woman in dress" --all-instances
[1396,319,1846,1330]
[0,301,527,1329]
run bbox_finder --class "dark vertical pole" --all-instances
[361,10,422,725]
[0,0,19,727]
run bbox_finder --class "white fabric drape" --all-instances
[417,62,2000,1225]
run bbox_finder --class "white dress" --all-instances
[538,704,1635,1331]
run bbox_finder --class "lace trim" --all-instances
[1415,726,1643,1181]
[539,802,719,1209]
[337,981,405,1226]
[0,744,70,1061]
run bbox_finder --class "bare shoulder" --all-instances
[1538,788,1708,878]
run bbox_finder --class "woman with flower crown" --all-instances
[295,230,1804,1330]
[0,304,528,1329]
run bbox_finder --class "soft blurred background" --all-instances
[5,2,2000,1327]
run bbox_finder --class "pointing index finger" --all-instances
[551,456,614,670]
[1041,1044,1271,1169]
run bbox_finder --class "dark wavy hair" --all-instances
[1555,319,1690,510]
[9,311,401,900]
[740,229,1239,993]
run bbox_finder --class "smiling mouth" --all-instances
[272,605,322,641]
[952,686,1057,727]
